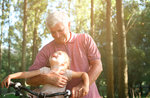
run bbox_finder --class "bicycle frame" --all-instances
[7,81,71,98]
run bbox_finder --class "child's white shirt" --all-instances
[39,67,72,98]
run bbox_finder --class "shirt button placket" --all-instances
[65,43,70,58]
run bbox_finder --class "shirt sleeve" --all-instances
[40,67,51,74]
[66,70,72,81]
[83,34,101,61]
[29,45,50,71]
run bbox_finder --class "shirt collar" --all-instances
[67,32,76,43]
[54,32,76,45]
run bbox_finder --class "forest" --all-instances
[0,0,150,98]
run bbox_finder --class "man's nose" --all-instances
[55,32,60,38]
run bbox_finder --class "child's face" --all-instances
[50,51,68,69]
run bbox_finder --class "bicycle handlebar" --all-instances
[9,81,71,98]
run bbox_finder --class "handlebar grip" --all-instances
[9,81,22,89]
[66,90,71,96]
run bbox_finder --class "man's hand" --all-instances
[72,82,88,98]
[26,70,68,87]
[46,71,68,87]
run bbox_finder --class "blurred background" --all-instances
[0,0,150,98]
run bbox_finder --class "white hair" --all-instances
[46,11,70,31]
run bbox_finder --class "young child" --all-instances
[1,51,89,98]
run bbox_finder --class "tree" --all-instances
[7,0,11,75]
[28,0,48,63]
[0,0,5,72]
[105,0,114,98]
[68,0,71,16]
[91,0,94,37]
[32,28,38,63]
[21,0,28,86]
[116,0,128,97]
[126,1,150,97]
[73,0,91,33]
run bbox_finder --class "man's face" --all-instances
[49,22,70,44]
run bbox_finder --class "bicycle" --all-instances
[2,81,71,98]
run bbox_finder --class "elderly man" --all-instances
[27,11,103,98]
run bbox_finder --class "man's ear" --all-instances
[68,22,71,32]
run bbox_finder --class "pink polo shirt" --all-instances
[29,32,102,98]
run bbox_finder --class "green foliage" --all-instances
[1,0,48,82]
[73,0,91,33]
[126,0,150,96]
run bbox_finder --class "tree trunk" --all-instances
[32,10,39,64]
[106,0,114,97]
[21,0,27,86]
[68,0,71,17]
[0,0,4,71]
[139,82,143,96]
[8,27,11,73]
[8,0,11,75]
[0,0,4,94]
[75,0,80,33]
[116,0,128,98]
[32,28,38,63]
[91,0,94,37]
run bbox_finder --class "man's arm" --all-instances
[26,74,47,86]
[71,59,103,98]
[88,59,103,85]
[71,71,89,98]
[26,71,68,87]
